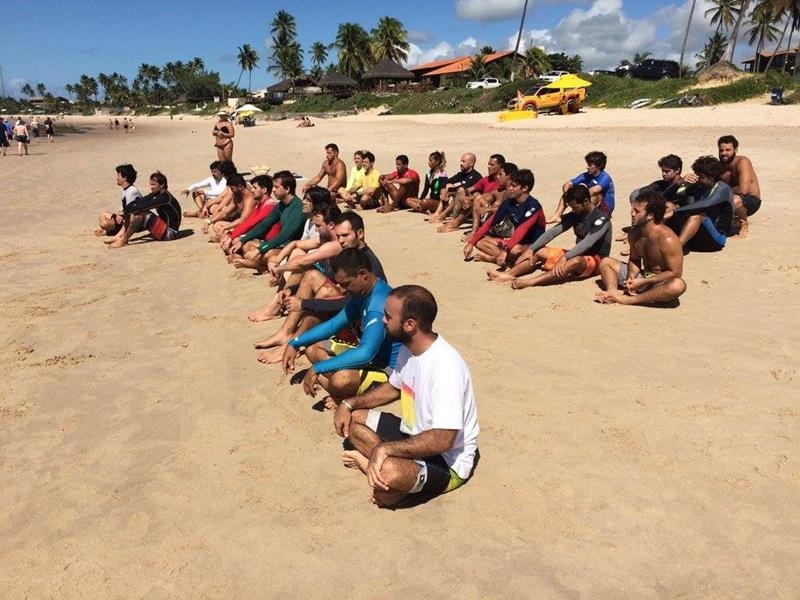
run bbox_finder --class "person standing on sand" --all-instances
[332,284,479,508]
[0,118,9,156]
[13,119,30,156]
[44,117,55,143]
[212,110,235,162]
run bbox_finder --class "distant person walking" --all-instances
[13,119,30,156]
[44,117,55,143]
[212,110,235,162]
[0,117,9,156]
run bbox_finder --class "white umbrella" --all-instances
[233,104,263,114]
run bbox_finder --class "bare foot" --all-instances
[257,346,285,364]
[342,450,368,473]
[472,251,496,264]
[253,330,291,349]
[736,219,749,238]
[247,305,283,322]
[510,277,534,290]
[487,269,513,282]
[93,228,106,237]
[436,223,459,233]
[107,239,127,249]
[183,210,199,218]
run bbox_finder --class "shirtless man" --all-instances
[377,155,420,213]
[467,162,517,238]
[717,135,761,237]
[595,191,686,305]
[302,143,347,195]
[13,119,30,156]
[438,154,504,233]
[428,152,482,225]
[203,173,253,236]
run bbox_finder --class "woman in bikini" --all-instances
[212,111,235,162]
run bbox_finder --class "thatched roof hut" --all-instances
[361,59,415,81]
[318,72,358,87]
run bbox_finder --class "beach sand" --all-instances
[1,103,799,598]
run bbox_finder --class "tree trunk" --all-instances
[679,0,698,77]
[510,0,530,81]
[722,0,751,64]
[765,18,791,72]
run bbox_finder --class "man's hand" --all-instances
[333,401,352,438]
[283,296,302,312]
[463,243,474,259]
[625,277,647,294]
[546,213,562,224]
[282,345,298,375]
[302,366,319,397]
[552,256,569,278]
[230,238,243,255]
[496,249,508,266]
[367,444,390,491]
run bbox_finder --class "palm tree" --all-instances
[721,0,751,63]
[522,46,551,77]
[270,10,297,47]
[35,83,47,96]
[236,44,260,92]
[268,43,304,80]
[696,32,730,69]
[333,22,373,78]
[633,51,653,63]
[705,0,743,33]
[310,41,328,80]
[680,0,699,76]
[745,0,783,65]
[466,54,488,80]
[763,0,800,71]
[370,16,410,63]
[479,45,495,56]
[21,83,35,97]
[64,83,75,101]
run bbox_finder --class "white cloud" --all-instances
[405,42,455,67]
[456,0,590,22]
[8,78,27,96]
[458,37,478,51]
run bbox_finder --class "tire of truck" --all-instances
[524,104,536,112]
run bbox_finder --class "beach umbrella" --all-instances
[551,74,592,88]
[233,104,263,114]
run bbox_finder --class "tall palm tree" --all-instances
[745,0,783,66]
[479,45,495,56]
[333,22,372,78]
[466,54,488,80]
[721,0,752,63]
[64,83,75,101]
[370,16,410,63]
[236,44,260,92]
[268,43,304,80]
[522,46,551,77]
[680,0,698,76]
[763,0,800,70]
[696,32,729,69]
[35,83,47,96]
[309,41,328,80]
[21,83,35,97]
[270,10,297,47]
[705,0,743,33]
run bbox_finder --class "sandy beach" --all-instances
[1,103,799,598]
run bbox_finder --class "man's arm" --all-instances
[564,220,611,259]
[289,303,353,350]
[732,157,756,195]
[304,165,326,190]
[257,201,305,254]
[123,192,170,215]
[529,221,567,253]
[239,205,281,243]
[276,240,339,273]
[333,381,401,437]
[311,308,387,374]
[367,429,458,491]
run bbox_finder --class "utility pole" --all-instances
[0,65,5,97]
[510,0,530,81]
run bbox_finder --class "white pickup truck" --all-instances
[466,77,501,89]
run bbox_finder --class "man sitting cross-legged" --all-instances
[107,171,182,249]
[489,185,612,288]
[718,134,761,237]
[229,171,306,272]
[462,168,545,268]
[281,248,398,402]
[219,175,278,254]
[181,160,229,218]
[252,211,386,364]
[202,172,253,236]
[551,150,615,222]
[332,284,479,508]
[377,154,420,213]
[437,153,504,233]
[339,151,382,210]
[465,161,517,240]
[595,191,686,306]
[426,152,482,224]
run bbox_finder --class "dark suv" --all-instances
[616,59,680,80]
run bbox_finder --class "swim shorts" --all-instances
[144,213,178,241]
[539,247,601,277]
[741,194,762,216]
[617,264,658,291]
[365,411,468,496]
[322,338,390,393]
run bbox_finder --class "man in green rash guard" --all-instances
[229,171,306,272]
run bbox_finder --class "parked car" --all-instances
[616,59,680,80]
[538,70,570,83]
[466,77,501,89]
[588,69,616,76]
[507,83,587,114]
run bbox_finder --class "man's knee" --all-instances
[668,277,687,297]
[600,256,620,273]
[327,370,360,396]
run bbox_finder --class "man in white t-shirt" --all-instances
[333,284,479,507]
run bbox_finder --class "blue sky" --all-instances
[3,0,761,98]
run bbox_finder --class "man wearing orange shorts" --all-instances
[490,185,612,288]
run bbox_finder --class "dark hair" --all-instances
[564,184,591,204]
[658,154,682,172]
[510,168,535,191]
[250,174,273,193]
[390,285,438,333]
[717,135,738,148]
[396,154,409,165]
[149,171,168,188]
[632,190,667,224]
[219,160,237,178]
[585,151,607,170]
[227,173,246,188]
[325,143,339,153]
[333,210,365,232]
[331,247,371,276]
[273,170,297,194]
[353,150,364,158]
[116,164,137,184]
[209,160,223,171]
[692,155,725,181]
[500,162,518,176]
[306,186,334,216]
[490,153,506,166]
[429,150,446,169]
[362,151,375,163]
[314,201,341,223]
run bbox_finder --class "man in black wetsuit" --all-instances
[108,171,182,249]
